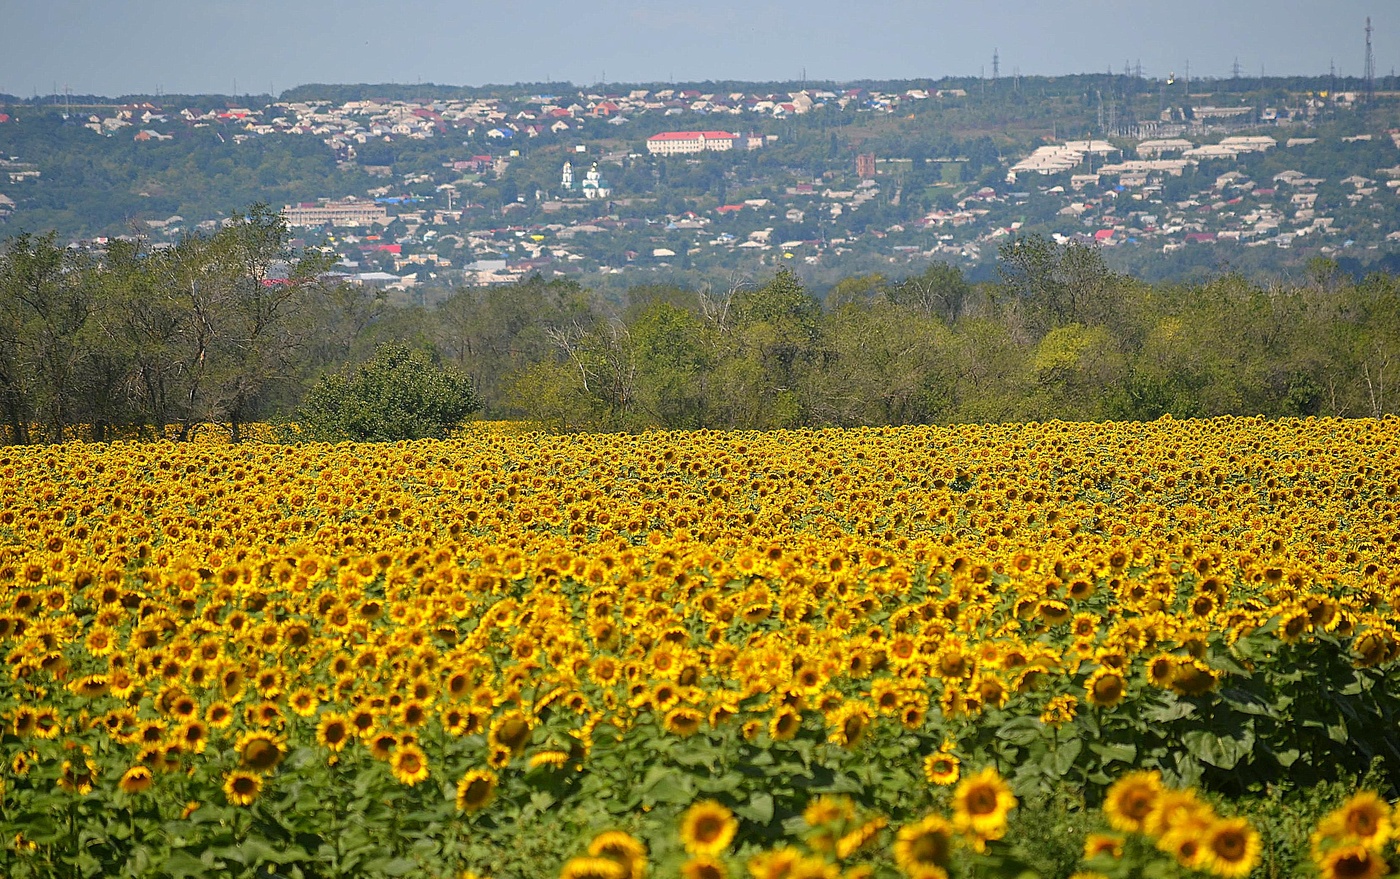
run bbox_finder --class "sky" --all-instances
[2,0,1397,98]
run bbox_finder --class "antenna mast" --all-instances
[1365,17,1376,104]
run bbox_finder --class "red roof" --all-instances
[717,204,745,213]
[647,131,738,141]
[1094,229,1114,241]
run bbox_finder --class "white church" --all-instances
[561,161,611,200]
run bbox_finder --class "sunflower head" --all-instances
[558,856,627,879]
[1085,667,1126,708]
[802,794,855,828]
[769,707,802,742]
[679,800,738,856]
[118,764,155,795]
[316,713,351,752]
[1200,817,1261,879]
[1146,654,1178,688]
[390,743,430,786]
[922,750,960,786]
[664,706,705,738]
[678,855,726,879]
[952,767,1017,842]
[1315,843,1389,879]
[236,731,285,771]
[1082,833,1123,860]
[222,770,263,806]
[455,769,498,813]
[1328,791,1393,848]
[1169,659,1220,697]
[893,813,954,873]
[488,711,533,756]
[1103,770,1163,834]
[588,830,648,879]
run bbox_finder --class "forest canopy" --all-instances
[3,212,1399,444]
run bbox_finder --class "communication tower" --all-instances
[1365,17,1376,104]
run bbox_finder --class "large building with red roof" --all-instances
[646,130,740,156]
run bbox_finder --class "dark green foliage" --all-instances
[292,344,480,442]
[8,222,1400,442]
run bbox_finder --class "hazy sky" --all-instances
[2,1,1397,97]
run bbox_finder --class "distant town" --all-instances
[4,73,1400,294]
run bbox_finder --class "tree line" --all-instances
[4,209,1400,444]
[423,243,1400,431]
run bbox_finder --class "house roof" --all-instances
[647,130,738,141]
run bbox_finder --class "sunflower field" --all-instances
[2,416,1399,879]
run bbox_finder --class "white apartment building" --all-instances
[646,130,740,156]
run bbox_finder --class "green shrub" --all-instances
[292,344,480,442]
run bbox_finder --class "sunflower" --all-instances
[922,750,960,786]
[367,731,399,761]
[680,856,727,879]
[1145,654,1178,688]
[1082,833,1122,860]
[389,743,430,786]
[455,769,498,813]
[1317,791,1393,850]
[1316,844,1388,879]
[223,770,263,806]
[1144,788,1214,839]
[892,814,954,875]
[1160,828,1209,872]
[746,847,803,879]
[488,710,533,756]
[1041,697,1080,722]
[588,830,648,879]
[952,767,1017,843]
[288,688,319,717]
[58,758,98,794]
[826,703,872,748]
[803,795,856,827]
[118,765,155,794]
[679,800,738,856]
[177,720,208,754]
[32,707,61,739]
[486,744,514,769]
[1199,817,1260,878]
[768,706,803,742]
[1103,770,1163,834]
[558,856,627,879]
[1085,667,1126,708]
[397,699,429,728]
[1352,629,1397,668]
[1169,659,1220,697]
[236,730,285,772]
[528,750,571,770]
[12,707,37,737]
[69,674,109,698]
[349,706,377,738]
[836,817,888,859]
[1039,600,1072,626]
[316,712,352,752]
[664,706,705,738]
